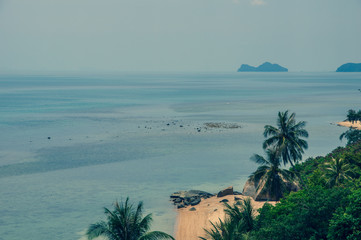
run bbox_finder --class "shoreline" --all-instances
[336,120,361,130]
[173,194,274,240]
[173,119,352,239]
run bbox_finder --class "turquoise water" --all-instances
[0,72,360,239]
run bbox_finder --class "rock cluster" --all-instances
[170,190,214,209]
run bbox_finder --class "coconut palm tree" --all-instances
[86,198,174,240]
[224,198,255,233]
[339,128,361,146]
[250,146,296,201]
[199,218,241,240]
[263,110,308,167]
[324,158,354,187]
[199,199,255,240]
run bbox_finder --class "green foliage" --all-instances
[200,199,255,240]
[346,109,361,123]
[199,218,243,240]
[324,158,354,187]
[293,141,361,188]
[305,169,328,188]
[328,189,361,240]
[253,186,350,240]
[250,147,296,201]
[86,198,174,240]
[241,112,361,239]
[263,110,309,166]
[224,198,255,233]
[339,128,361,146]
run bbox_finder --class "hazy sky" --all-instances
[0,0,360,73]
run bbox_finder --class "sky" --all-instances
[0,0,360,73]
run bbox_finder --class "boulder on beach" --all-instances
[217,186,234,197]
[242,177,300,201]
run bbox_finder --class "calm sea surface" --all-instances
[0,72,360,239]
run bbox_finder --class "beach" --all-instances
[337,120,361,130]
[174,194,274,240]
[0,73,356,239]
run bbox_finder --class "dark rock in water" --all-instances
[220,199,229,203]
[170,190,214,209]
[336,63,361,72]
[217,186,234,197]
[47,137,51,139]
[204,122,242,129]
[170,190,214,199]
[238,62,288,72]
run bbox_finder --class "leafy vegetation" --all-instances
[201,111,361,240]
[86,198,174,240]
[346,109,361,123]
[339,128,361,146]
[200,198,255,240]
[339,109,361,145]
[250,146,296,201]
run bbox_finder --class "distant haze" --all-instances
[0,0,360,73]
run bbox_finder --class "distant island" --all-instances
[336,63,361,72]
[237,62,288,72]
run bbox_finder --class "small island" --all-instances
[336,63,361,72]
[237,62,288,72]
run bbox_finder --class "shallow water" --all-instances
[0,72,360,239]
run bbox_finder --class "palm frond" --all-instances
[86,222,115,240]
[263,125,279,138]
[263,111,308,167]
[250,154,269,165]
[138,231,174,240]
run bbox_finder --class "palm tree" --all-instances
[263,110,308,167]
[86,198,174,240]
[324,158,354,187]
[346,109,357,123]
[199,218,241,240]
[250,146,296,201]
[339,128,361,146]
[199,199,255,240]
[224,198,255,233]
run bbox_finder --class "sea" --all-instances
[0,72,360,240]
